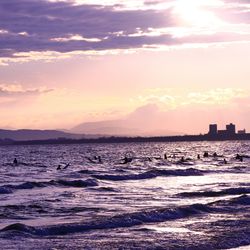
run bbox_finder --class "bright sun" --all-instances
[174,0,223,28]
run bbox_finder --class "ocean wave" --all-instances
[1,178,98,192]
[1,195,248,237]
[3,162,32,167]
[93,168,204,181]
[55,179,98,188]
[0,203,211,236]
[4,181,47,190]
[211,194,250,206]
[95,186,118,192]
[0,187,13,194]
[178,187,250,198]
[78,169,95,174]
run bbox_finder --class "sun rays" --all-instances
[173,0,224,28]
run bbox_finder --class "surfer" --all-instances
[180,156,185,163]
[13,158,18,165]
[223,158,227,164]
[97,156,102,164]
[203,152,209,157]
[213,152,218,157]
[86,156,102,164]
[121,156,132,164]
[197,154,200,160]
[164,153,167,160]
[86,157,97,164]
[63,163,70,169]
[235,154,243,161]
[57,164,62,170]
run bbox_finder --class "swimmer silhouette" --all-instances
[87,156,102,164]
[213,152,218,157]
[203,152,209,157]
[13,158,18,165]
[164,153,168,160]
[63,163,70,169]
[97,156,102,164]
[121,156,132,164]
[236,154,241,160]
[86,157,96,164]
[236,154,243,162]
[57,165,62,170]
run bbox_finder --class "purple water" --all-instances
[0,141,249,249]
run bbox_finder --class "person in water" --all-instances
[203,152,209,157]
[164,153,167,160]
[180,156,185,163]
[236,154,240,160]
[122,156,132,164]
[86,157,97,164]
[236,154,243,162]
[97,156,102,164]
[63,163,70,169]
[13,158,18,165]
[213,152,218,157]
[223,158,227,164]
[87,156,102,164]
[197,154,201,160]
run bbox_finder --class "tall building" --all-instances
[226,123,236,135]
[238,129,246,134]
[208,124,217,136]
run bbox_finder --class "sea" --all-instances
[0,141,249,250]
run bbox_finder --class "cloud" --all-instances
[213,0,250,24]
[132,88,247,108]
[0,84,53,97]
[0,0,172,57]
[0,0,250,64]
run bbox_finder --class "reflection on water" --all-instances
[0,141,249,249]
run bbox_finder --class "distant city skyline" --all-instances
[208,122,247,136]
[0,0,250,134]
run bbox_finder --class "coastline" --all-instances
[1,133,250,146]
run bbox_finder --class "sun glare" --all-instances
[174,0,224,28]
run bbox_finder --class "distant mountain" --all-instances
[71,120,179,137]
[0,129,85,141]
[71,104,181,136]
[72,119,141,136]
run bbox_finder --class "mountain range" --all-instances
[0,129,83,141]
[0,105,182,141]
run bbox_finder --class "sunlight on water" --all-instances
[0,141,249,249]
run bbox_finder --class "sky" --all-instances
[0,0,250,135]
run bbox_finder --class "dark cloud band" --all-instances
[0,0,250,59]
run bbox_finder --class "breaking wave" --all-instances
[2,195,248,237]
[178,187,250,198]
[93,168,204,181]
[0,178,98,192]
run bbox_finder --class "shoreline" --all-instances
[1,134,250,146]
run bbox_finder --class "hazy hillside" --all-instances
[0,129,84,141]
[71,104,181,136]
